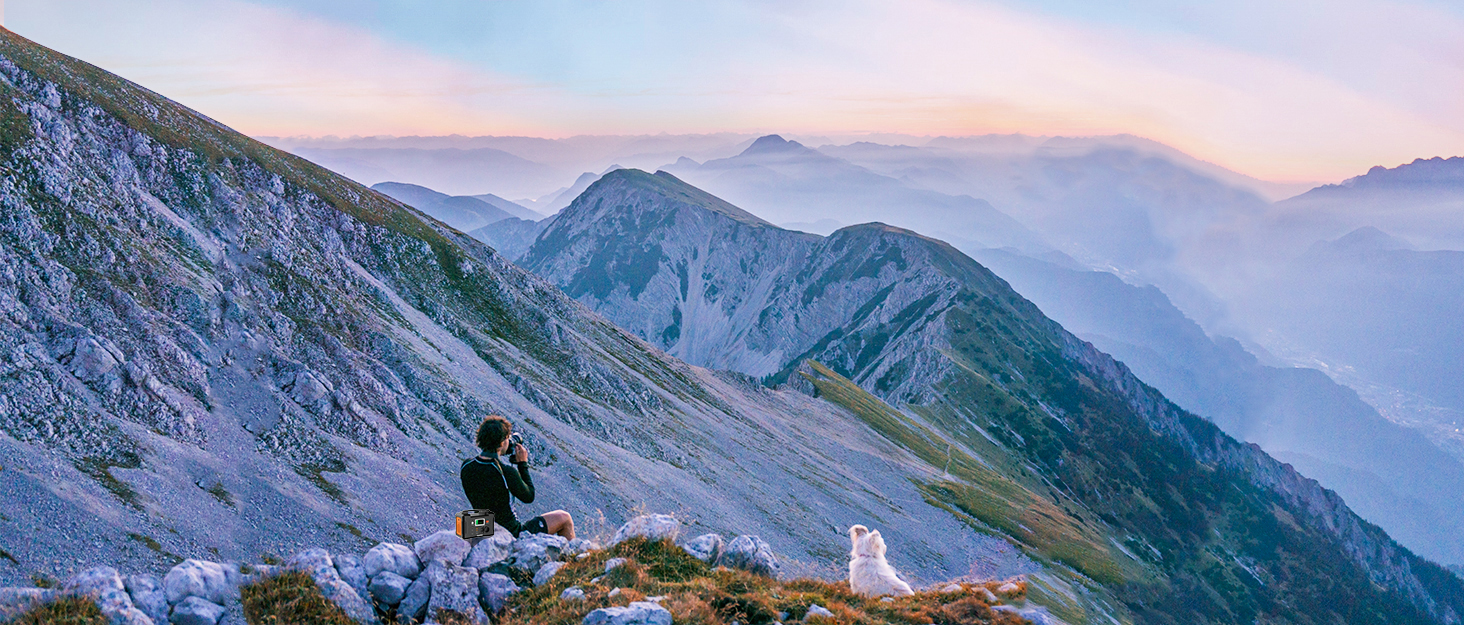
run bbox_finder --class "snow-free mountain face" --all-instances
[515,167,1464,624]
[658,135,1051,256]
[971,248,1464,567]
[0,28,1054,599]
[369,181,525,233]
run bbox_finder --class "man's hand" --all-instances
[511,444,529,464]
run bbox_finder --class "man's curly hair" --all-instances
[476,415,512,453]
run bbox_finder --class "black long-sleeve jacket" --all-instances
[459,454,535,536]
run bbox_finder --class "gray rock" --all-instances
[940,583,962,593]
[993,605,1057,625]
[170,596,226,625]
[368,571,412,606]
[365,543,422,580]
[581,601,673,625]
[414,530,471,567]
[396,575,431,625]
[508,533,567,574]
[334,554,369,604]
[127,574,170,624]
[285,549,378,624]
[163,560,231,605]
[477,572,520,614]
[562,538,600,558]
[559,586,585,601]
[679,534,723,563]
[462,527,515,569]
[533,561,565,587]
[422,559,489,625]
[0,588,57,621]
[717,535,780,577]
[64,567,153,625]
[977,587,998,603]
[603,558,628,573]
[806,604,835,619]
[608,515,680,546]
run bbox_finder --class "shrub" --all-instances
[10,597,107,625]
[241,571,357,625]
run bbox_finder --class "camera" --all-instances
[503,432,525,456]
[456,509,495,539]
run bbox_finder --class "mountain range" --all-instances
[2,25,1463,625]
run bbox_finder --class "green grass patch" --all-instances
[799,361,1128,585]
[503,537,1027,625]
[9,596,106,625]
[241,571,357,625]
[296,463,349,505]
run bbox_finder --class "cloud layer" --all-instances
[11,0,1462,181]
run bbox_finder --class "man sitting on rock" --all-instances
[460,415,575,540]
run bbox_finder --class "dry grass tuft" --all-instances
[241,571,358,625]
[10,596,108,625]
[500,536,1031,625]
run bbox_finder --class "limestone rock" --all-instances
[364,543,422,580]
[414,530,471,567]
[422,560,488,625]
[396,575,431,625]
[718,535,780,578]
[533,561,565,587]
[64,566,153,625]
[126,574,169,624]
[163,560,231,605]
[477,572,520,614]
[806,604,835,619]
[603,558,628,573]
[997,582,1021,595]
[170,596,225,625]
[679,534,723,563]
[581,601,673,625]
[608,515,680,546]
[508,534,567,574]
[560,586,585,601]
[368,571,412,606]
[285,549,377,624]
[562,538,600,558]
[462,527,515,569]
[334,554,369,604]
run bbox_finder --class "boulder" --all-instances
[364,543,422,580]
[679,534,723,563]
[997,582,1021,595]
[806,604,835,619]
[993,605,1057,625]
[717,535,780,578]
[559,586,586,601]
[414,530,471,567]
[477,573,520,614]
[334,554,369,603]
[977,587,998,603]
[126,574,169,624]
[170,596,226,625]
[368,571,412,606]
[581,601,673,625]
[508,534,567,574]
[533,561,565,587]
[608,515,680,546]
[562,538,600,558]
[603,558,628,573]
[422,560,489,625]
[163,560,231,605]
[940,583,962,593]
[285,549,377,624]
[63,566,153,625]
[462,527,515,569]
[396,575,431,625]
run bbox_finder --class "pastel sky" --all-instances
[9,0,1463,181]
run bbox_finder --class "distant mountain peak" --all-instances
[740,134,807,156]
[1319,226,1417,253]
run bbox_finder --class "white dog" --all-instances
[848,525,914,597]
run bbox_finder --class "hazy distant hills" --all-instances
[660,135,1052,255]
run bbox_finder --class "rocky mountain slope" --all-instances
[369,182,529,232]
[517,168,1464,624]
[970,247,1464,566]
[0,27,1044,606]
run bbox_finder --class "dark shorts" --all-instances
[521,515,549,536]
